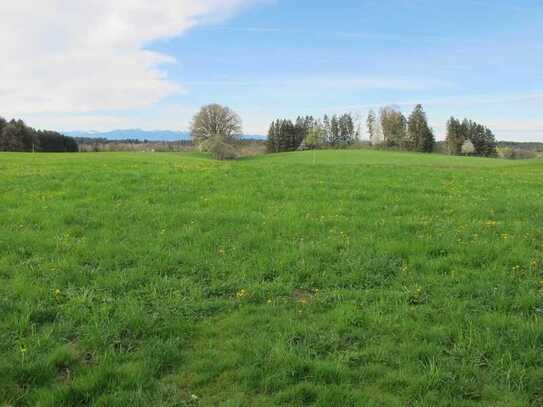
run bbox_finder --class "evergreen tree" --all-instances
[445,118,498,158]
[330,115,340,146]
[267,118,303,153]
[407,104,434,152]
[274,119,293,152]
[266,120,279,153]
[468,121,497,157]
[323,115,331,146]
[277,120,287,152]
[483,128,498,157]
[338,113,355,147]
[37,130,78,152]
[0,117,6,136]
[367,110,377,145]
[0,116,78,152]
[446,117,465,155]
[286,120,297,151]
[293,116,315,150]
[294,116,306,149]
[0,120,25,151]
[0,117,7,150]
[17,120,37,152]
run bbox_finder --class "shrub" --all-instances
[206,139,239,160]
[499,148,537,160]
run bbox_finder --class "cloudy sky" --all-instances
[1,0,542,141]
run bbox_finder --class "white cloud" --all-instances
[23,104,198,132]
[0,0,258,117]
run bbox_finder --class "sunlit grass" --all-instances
[1,150,542,406]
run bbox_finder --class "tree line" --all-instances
[0,116,78,152]
[445,117,497,157]
[366,105,436,152]
[190,103,500,160]
[366,106,497,157]
[265,104,497,158]
[267,113,357,153]
[267,105,436,154]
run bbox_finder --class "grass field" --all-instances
[1,150,543,406]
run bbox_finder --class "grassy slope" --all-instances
[1,150,542,406]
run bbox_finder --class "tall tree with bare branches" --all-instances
[191,104,242,160]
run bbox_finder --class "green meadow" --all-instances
[1,150,543,406]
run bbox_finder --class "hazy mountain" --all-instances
[65,129,265,141]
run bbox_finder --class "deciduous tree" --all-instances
[380,106,407,148]
[191,104,242,160]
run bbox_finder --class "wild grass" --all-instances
[1,150,542,406]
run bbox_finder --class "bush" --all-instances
[207,140,239,160]
[499,148,537,160]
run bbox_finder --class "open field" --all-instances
[1,150,543,406]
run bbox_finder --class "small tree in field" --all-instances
[461,140,475,155]
[191,104,242,160]
[300,126,326,150]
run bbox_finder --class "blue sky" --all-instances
[3,0,543,140]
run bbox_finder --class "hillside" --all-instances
[1,150,542,405]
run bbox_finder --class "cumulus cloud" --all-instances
[0,0,257,117]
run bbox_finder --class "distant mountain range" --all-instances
[65,129,265,141]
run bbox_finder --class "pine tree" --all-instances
[407,104,434,152]
[0,117,7,150]
[323,115,331,146]
[274,119,295,152]
[338,113,355,147]
[483,128,498,157]
[446,117,465,155]
[278,120,287,152]
[266,120,278,153]
[367,110,377,145]
[330,115,340,147]
[469,122,497,157]
[447,118,498,157]
[0,120,25,151]
[294,116,306,149]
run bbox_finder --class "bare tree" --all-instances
[379,106,407,148]
[191,104,242,144]
[190,104,242,160]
